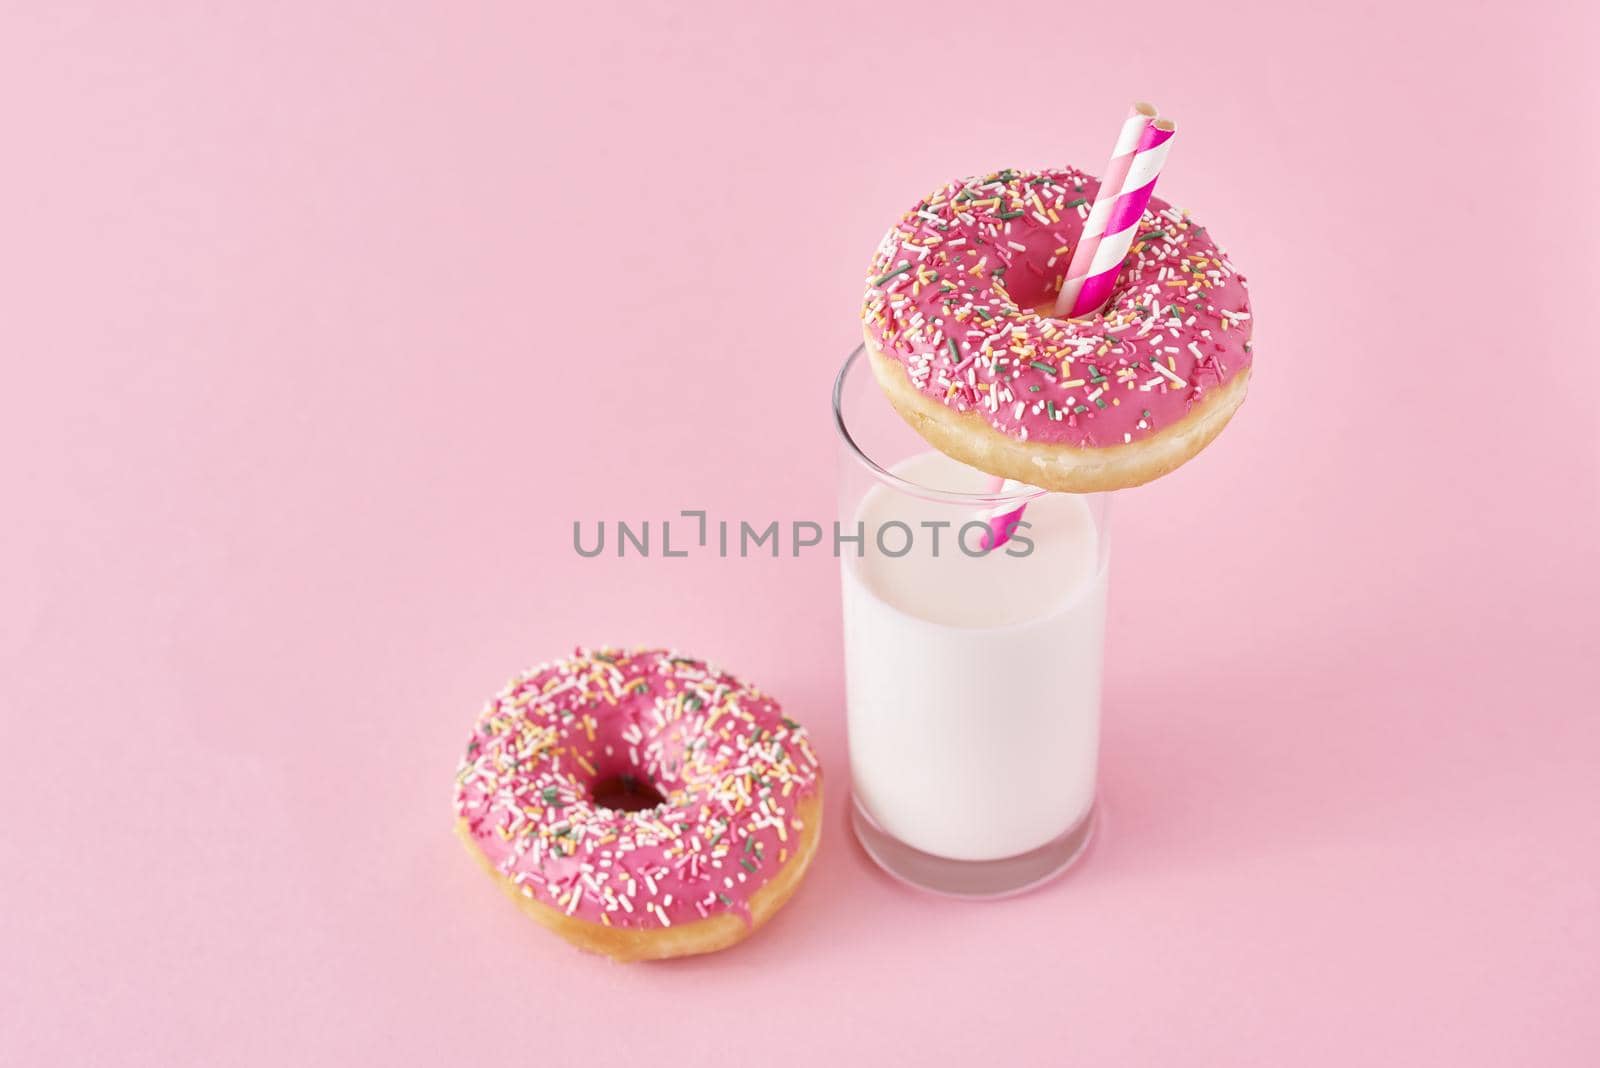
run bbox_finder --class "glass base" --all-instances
[851,796,1098,899]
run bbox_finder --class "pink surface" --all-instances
[2,2,1597,1064]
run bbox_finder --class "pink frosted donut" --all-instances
[453,647,823,961]
[862,166,1253,491]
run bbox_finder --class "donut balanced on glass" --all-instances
[454,647,822,961]
[862,166,1253,492]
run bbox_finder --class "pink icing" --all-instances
[454,647,821,930]
[863,167,1253,448]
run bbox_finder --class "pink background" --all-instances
[3,2,1597,1064]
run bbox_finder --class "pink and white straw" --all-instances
[1065,116,1176,318]
[980,105,1176,547]
[1053,102,1157,317]
[984,478,1029,550]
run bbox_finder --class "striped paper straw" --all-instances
[1053,102,1158,317]
[1067,116,1176,318]
[982,475,1030,551]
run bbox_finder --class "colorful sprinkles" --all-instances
[862,166,1252,448]
[454,647,820,930]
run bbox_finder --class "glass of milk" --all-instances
[834,346,1111,897]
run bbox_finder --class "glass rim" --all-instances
[832,345,1057,507]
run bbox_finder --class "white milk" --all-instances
[840,450,1108,862]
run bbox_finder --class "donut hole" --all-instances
[590,773,667,813]
[1027,299,1071,322]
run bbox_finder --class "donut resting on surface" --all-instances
[454,647,823,961]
